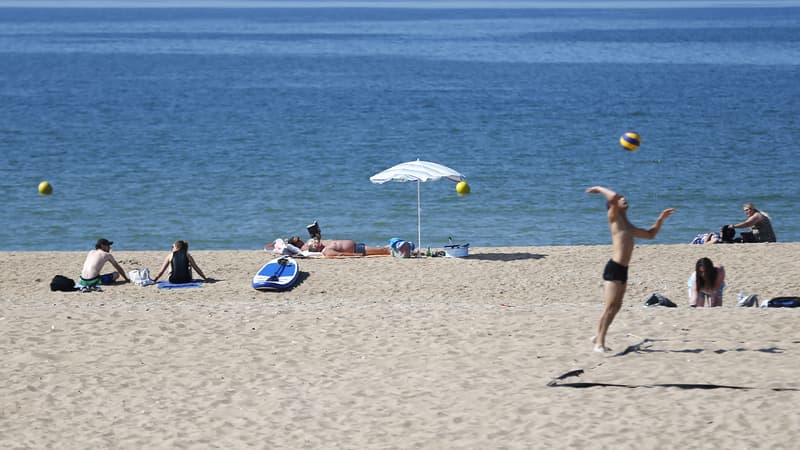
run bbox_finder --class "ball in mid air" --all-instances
[620,132,641,151]
[38,181,53,195]
[456,181,470,196]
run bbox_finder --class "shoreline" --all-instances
[6,242,800,303]
[3,244,799,448]
[4,238,800,253]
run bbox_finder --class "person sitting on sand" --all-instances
[287,236,391,257]
[79,238,130,288]
[688,257,726,307]
[152,240,209,284]
[729,202,776,243]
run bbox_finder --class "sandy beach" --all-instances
[2,243,799,449]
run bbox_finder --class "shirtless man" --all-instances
[79,238,130,287]
[287,236,390,257]
[586,186,675,353]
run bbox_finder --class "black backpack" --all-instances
[50,275,78,292]
[720,225,736,243]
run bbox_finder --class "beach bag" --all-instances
[644,293,676,307]
[129,268,154,286]
[389,238,415,258]
[761,297,800,308]
[268,239,301,256]
[50,274,77,292]
[720,225,736,243]
[740,231,757,243]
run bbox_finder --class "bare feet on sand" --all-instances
[591,336,610,353]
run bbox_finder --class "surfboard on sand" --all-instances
[252,256,299,291]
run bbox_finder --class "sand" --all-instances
[2,244,799,449]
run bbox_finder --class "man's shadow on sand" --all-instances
[465,252,547,261]
[547,339,799,391]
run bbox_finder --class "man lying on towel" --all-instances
[287,236,390,257]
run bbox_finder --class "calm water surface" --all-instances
[1,4,798,250]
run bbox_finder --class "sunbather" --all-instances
[690,231,721,244]
[287,236,390,257]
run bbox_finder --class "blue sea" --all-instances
[1,2,799,251]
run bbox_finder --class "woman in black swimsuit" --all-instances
[152,240,209,284]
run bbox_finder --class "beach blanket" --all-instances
[157,280,203,289]
[690,232,720,244]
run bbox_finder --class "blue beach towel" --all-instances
[690,232,720,244]
[157,280,203,289]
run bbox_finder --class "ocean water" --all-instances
[1,3,798,251]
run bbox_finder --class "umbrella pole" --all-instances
[417,181,422,256]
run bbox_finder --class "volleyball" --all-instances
[620,131,641,151]
[456,181,470,195]
[38,181,53,195]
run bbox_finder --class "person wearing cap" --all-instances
[79,238,129,288]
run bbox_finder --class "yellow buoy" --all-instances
[456,181,470,196]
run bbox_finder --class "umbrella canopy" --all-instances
[370,160,465,253]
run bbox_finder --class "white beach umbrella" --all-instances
[370,160,465,253]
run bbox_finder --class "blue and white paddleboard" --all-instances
[252,256,299,291]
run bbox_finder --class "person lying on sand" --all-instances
[287,236,391,257]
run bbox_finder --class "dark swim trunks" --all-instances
[79,273,115,286]
[602,259,628,283]
[354,243,366,256]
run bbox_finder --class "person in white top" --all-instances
[79,238,129,287]
[688,257,726,307]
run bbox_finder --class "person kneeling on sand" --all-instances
[79,238,130,289]
[688,257,726,307]
[287,236,391,257]
[152,240,209,284]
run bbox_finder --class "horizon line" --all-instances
[2,1,800,9]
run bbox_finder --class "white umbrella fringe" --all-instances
[370,160,465,254]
